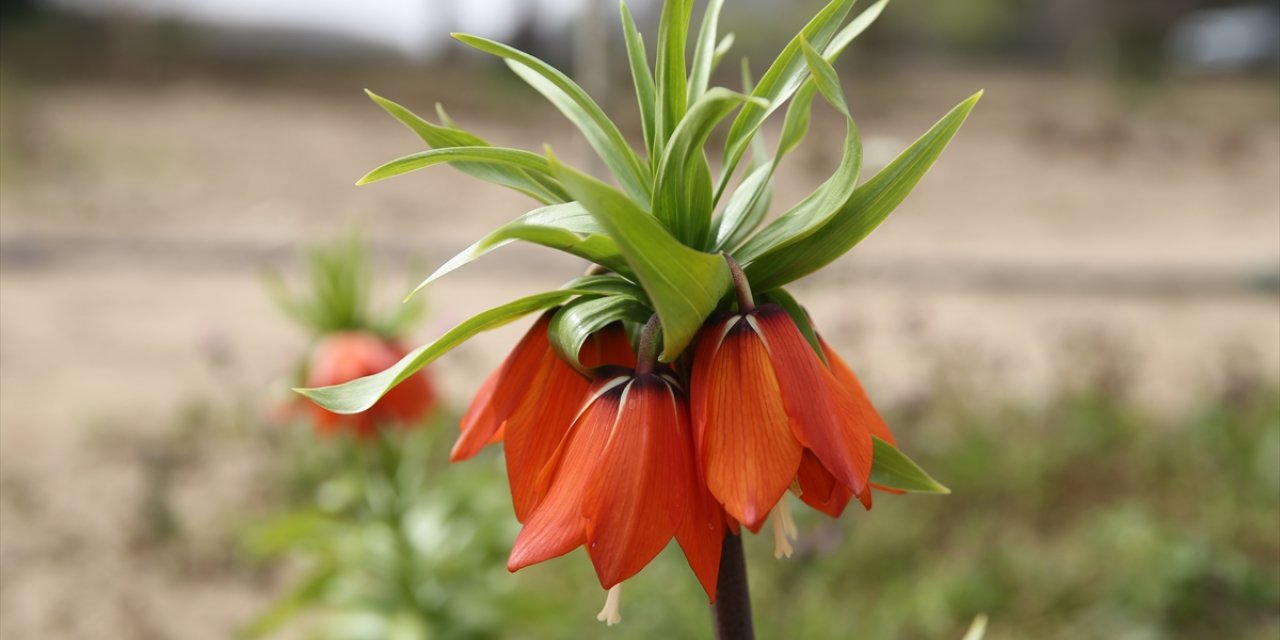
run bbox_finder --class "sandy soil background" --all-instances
[0,67,1277,637]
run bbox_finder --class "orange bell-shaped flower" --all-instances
[305,330,438,438]
[690,304,874,532]
[451,311,635,523]
[502,364,724,603]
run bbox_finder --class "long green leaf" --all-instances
[653,88,763,248]
[715,0,857,203]
[453,33,651,207]
[799,36,849,117]
[869,436,950,494]
[356,146,555,186]
[711,33,735,74]
[712,162,774,252]
[296,290,580,413]
[409,203,631,299]
[549,295,651,371]
[732,42,862,264]
[364,90,567,203]
[561,273,650,300]
[654,0,693,153]
[620,2,658,158]
[687,0,725,104]
[825,0,890,59]
[710,75,816,253]
[744,91,981,290]
[550,152,731,361]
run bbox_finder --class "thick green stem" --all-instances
[711,531,755,640]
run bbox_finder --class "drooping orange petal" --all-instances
[451,366,503,461]
[676,442,726,601]
[820,336,895,446]
[451,314,556,461]
[580,323,637,369]
[692,316,803,533]
[502,355,592,522]
[507,381,623,573]
[751,305,872,501]
[796,450,853,518]
[582,376,692,588]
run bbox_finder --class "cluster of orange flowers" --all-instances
[452,302,897,607]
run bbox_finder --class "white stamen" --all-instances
[772,498,798,559]
[596,583,623,626]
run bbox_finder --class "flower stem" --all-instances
[711,531,755,640]
[635,314,662,375]
[724,255,755,313]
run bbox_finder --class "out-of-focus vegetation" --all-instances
[216,347,1279,639]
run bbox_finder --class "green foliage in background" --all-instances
[247,378,1280,639]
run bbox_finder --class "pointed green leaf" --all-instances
[711,80,815,253]
[825,0,890,59]
[409,203,631,299]
[453,33,651,207]
[716,0,857,202]
[654,88,763,248]
[620,2,657,158]
[745,91,981,289]
[870,436,950,494]
[364,90,567,203]
[733,73,861,264]
[799,37,849,118]
[549,295,650,371]
[687,0,725,104]
[654,0,693,152]
[711,33,735,73]
[356,146,555,186]
[561,273,650,300]
[550,153,731,361]
[778,81,818,158]
[713,162,774,252]
[296,290,582,414]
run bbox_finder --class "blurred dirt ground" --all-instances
[0,67,1277,637]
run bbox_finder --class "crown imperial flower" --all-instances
[296,0,973,630]
[305,331,437,437]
